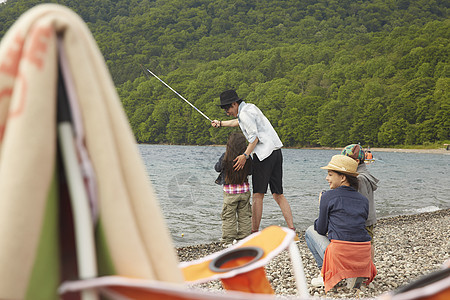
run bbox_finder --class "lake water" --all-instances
[138,144,450,247]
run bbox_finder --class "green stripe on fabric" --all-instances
[25,169,60,300]
[95,222,116,276]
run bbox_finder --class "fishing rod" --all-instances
[143,66,212,122]
[139,63,150,79]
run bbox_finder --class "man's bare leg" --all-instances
[251,192,265,232]
[273,193,294,229]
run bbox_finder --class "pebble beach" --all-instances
[177,208,450,298]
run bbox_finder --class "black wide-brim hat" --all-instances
[218,89,241,107]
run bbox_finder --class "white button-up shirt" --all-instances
[238,101,283,161]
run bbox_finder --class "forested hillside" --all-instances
[1,0,449,147]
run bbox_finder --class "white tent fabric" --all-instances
[0,4,183,299]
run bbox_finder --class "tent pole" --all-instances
[57,52,98,300]
[289,241,309,298]
[58,123,98,300]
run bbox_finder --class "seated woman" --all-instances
[305,154,376,291]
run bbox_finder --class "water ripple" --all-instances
[139,145,450,246]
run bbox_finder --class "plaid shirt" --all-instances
[223,182,250,194]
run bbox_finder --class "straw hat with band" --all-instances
[321,155,359,177]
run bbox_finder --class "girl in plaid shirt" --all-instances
[215,132,252,244]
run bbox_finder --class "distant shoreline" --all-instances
[364,147,450,155]
[140,143,450,154]
[299,146,450,155]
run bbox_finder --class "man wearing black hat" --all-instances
[212,90,297,239]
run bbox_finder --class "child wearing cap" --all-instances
[341,144,379,244]
[305,155,376,290]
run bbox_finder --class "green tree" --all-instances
[378,118,410,146]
